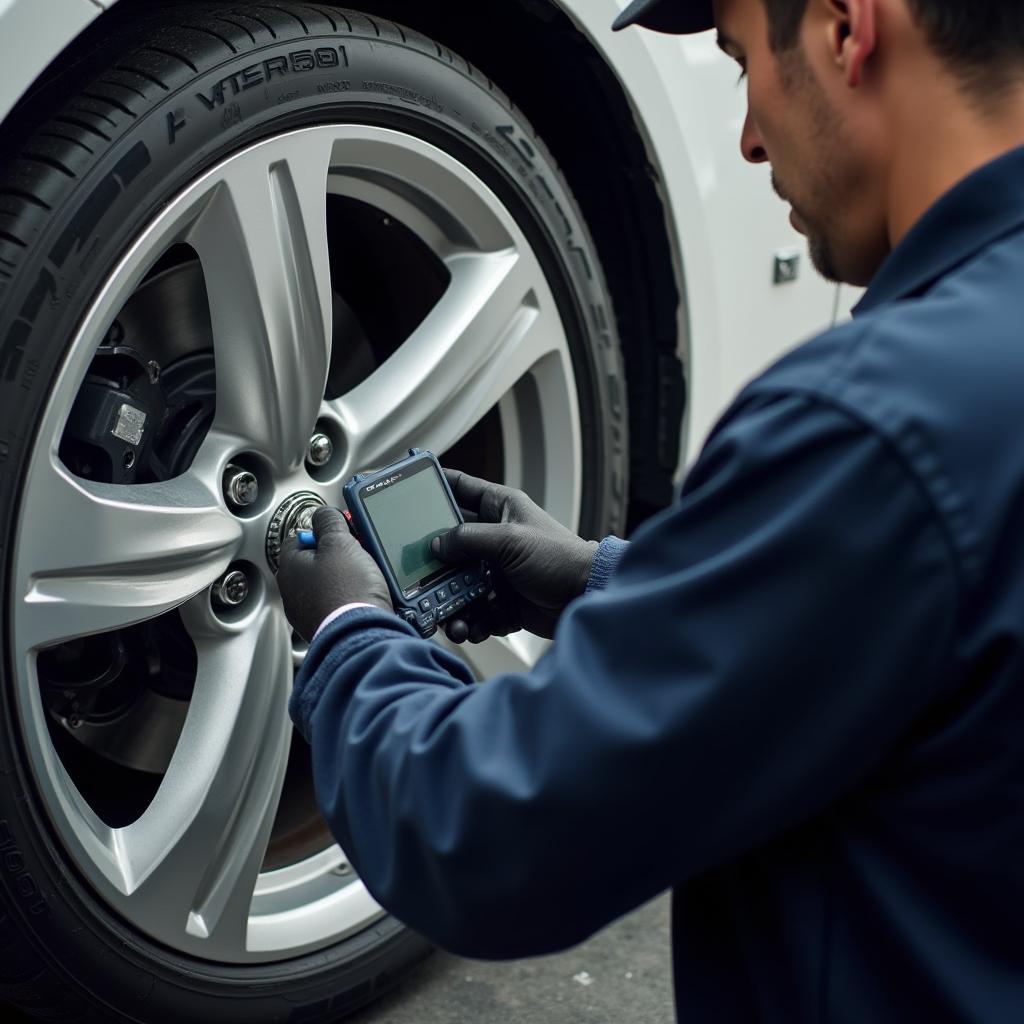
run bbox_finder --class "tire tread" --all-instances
[217,15,258,44]
[79,91,138,119]
[185,23,239,54]
[18,153,78,178]
[0,188,52,211]
[142,46,199,74]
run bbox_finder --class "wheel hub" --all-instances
[266,491,326,571]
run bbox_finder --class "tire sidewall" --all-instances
[0,11,626,1022]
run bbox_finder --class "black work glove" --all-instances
[277,506,392,642]
[432,469,599,642]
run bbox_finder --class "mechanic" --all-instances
[276,0,1024,1019]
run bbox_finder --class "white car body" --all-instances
[0,0,840,467]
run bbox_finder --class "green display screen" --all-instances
[362,461,459,594]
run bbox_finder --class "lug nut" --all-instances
[307,433,333,468]
[225,465,259,509]
[212,569,249,608]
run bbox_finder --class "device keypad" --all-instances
[419,570,491,624]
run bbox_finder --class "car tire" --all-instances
[0,3,628,1022]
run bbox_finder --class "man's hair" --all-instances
[762,0,1024,97]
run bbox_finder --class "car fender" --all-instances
[0,0,104,122]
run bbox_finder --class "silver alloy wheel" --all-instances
[10,125,582,964]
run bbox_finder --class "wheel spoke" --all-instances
[332,249,567,472]
[16,456,241,651]
[186,132,334,470]
[448,631,551,681]
[112,609,292,955]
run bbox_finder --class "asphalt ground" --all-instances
[347,893,675,1024]
[4,893,673,1024]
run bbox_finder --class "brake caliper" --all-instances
[60,342,166,484]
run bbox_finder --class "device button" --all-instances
[436,604,452,621]
[463,573,474,587]
[435,587,449,603]
[449,580,461,595]
[419,597,433,612]
[452,597,466,611]
[400,609,418,627]
[419,613,436,629]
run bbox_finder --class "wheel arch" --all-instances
[359,0,692,528]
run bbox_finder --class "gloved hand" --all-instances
[277,506,392,642]
[432,470,599,642]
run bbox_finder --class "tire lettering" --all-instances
[241,64,263,90]
[553,200,572,238]
[221,103,243,130]
[21,267,58,321]
[364,80,443,113]
[471,122,509,159]
[264,56,288,80]
[571,244,593,281]
[497,124,536,167]
[535,174,555,200]
[0,322,28,382]
[0,819,49,918]
[167,108,187,144]
[1,268,56,382]
[197,82,226,110]
[196,47,350,109]
[316,81,351,95]
[20,357,39,392]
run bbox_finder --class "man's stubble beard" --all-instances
[772,170,842,282]
[773,48,853,284]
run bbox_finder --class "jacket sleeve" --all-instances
[290,390,960,960]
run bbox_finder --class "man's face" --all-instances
[715,0,889,285]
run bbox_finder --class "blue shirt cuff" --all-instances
[586,536,629,592]
[289,605,415,741]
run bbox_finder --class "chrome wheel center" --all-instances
[266,491,326,571]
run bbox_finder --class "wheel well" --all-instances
[360,0,687,530]
[8,0,687,530]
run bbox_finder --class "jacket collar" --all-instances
[855,145,1024,315]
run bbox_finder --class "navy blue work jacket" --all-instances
[291,148,1024,1022]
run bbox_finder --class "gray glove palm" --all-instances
[277,506,392,642]
[432,470,598,642]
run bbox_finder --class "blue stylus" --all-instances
[297,530,317,549]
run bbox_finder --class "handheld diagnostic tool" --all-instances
[341,449,492,638]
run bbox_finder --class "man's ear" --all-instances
[826,0,877,88]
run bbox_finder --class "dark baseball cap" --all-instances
[612,0,715,34]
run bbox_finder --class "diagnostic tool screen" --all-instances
[363,461,459,594]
